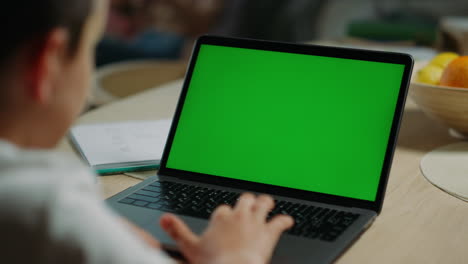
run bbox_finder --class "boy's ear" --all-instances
[27,28,69,104]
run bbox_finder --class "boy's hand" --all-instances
[160,193,294,264]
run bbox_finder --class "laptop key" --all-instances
[342,213,359,226]
[133,200,149,207]
[161,194,171,200]
[119,198,135,204]
[300,206,315,217]
[173,204,185,212]
[327,211,344,225]
[190,205,202,212]
[150,181,162,187]
[128,194,159,203]
[147,203,163,209]
[318,210,337,229]
[305,207,322,219]
[137,190,160,198]
[143,185,162,193]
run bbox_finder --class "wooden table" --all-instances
[58,79,467,263]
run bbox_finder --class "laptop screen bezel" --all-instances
[158,35,413,213]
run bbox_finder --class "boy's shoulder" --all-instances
[0,140,96,211]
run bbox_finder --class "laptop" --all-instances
[107,36,413,263]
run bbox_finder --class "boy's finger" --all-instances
[267,214,294,237]
[252,194,274,219]
[160,213,199,253]
[234,193,255,213]
[211,204,232,220]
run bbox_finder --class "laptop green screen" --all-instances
[166,44,405,201]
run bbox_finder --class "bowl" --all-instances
[409,61,468,138]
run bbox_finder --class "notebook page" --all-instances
[70,119,171,166]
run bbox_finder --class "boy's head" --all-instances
[0,0,107,148]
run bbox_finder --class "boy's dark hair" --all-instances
[1,0,93,64]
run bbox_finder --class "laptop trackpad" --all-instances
[143,214,209,250]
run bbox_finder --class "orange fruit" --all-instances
[440,56,468,88]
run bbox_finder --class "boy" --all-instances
[0,0,293,263]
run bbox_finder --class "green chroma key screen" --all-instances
[166,44,405,201]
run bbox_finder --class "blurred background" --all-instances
[92,0,468,106]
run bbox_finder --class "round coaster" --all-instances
[420,142,468,201]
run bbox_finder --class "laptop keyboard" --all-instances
[118,180,360,242]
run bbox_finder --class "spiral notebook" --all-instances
[69,119,171,175]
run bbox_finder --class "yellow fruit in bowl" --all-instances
[417,64,444,85]
[430,52,459,68]
[440,56,468,88]
[417,52,459,85]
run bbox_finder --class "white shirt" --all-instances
[0,140,175,264]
